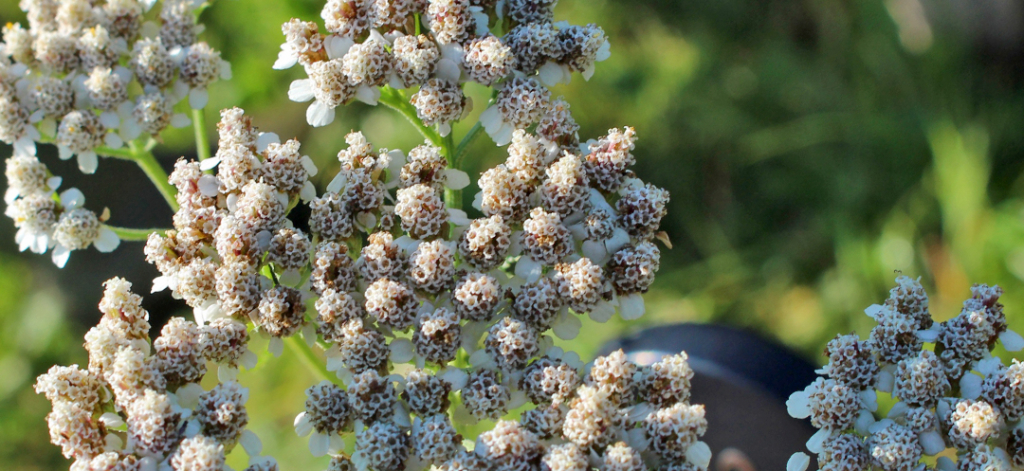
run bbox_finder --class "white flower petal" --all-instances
[859,389,877,412]
[936,457,956,471]
[189,88,209,109]
[13,135,36,157]
[51,244,71,268]
[121,117,143,141]
[216,365,239,384]
[78,151,99,174]
[152,275,171,293]
[60,188,86,209]
[289,79,316,102]
[805,428,831,454]
[618,293,646,320]
[240,430,263,456]
[241,349,258,370]
[306,100,336,127]
[960,373,982,400]
[444,169,471,190]
[218,60,232,80]
[596,40,611,61]
[582,62,597,81]
[436,59,462,83]
[508,390,527,409]
[538,62,565,87]
[100,111,121,129]
[514,257,542,283]
[606,228,631,254]
[390,338,415,364]
[170,113,191,128]
[493,122,515,146]
[355,85,380,106]
[309,431,330,457]
[589,300,615,323]
[876,369,895,393]
[268,337,284,357]
[300,181,317,202]
[200,157,221,171]
[99,412,125,428]
[256,132,281,153]
[58,145,73,160]
[479,106,502,134]
[864,304,884,320]
[916,329,939,343]
[438,122,452,137]
[325,35,355,60]
[198,175,220,197]
[919,430,945,455]
[392,402,411,428]
[175,383,204,409]
[294,412,313,436]
[326,171,347,194]
[47,176,62,191]
[94,227,121,253]
[274,49,299,70]
[686,441,712,470]
[438,367,468,391]
[786,390,811,419]
[447,208,471,227]
[786,453,810,471]
[302,322,317,347]
[854,409,875,435]
[300,155,319,176]
[551,309,581,340]
[1000,330,1024,352]
[104,131,124,149]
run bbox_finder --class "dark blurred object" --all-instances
[600,324,817,471]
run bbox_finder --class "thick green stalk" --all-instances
[286,335,333,383]
[193,108,211,162]
[441,132,460,210]
[106,226,169,241]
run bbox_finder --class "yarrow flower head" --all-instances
[23,2,685,471]
[786,277,1024,471]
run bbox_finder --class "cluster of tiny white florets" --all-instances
[2,0,233,267]
[30,1,683,470]
[277,0,610,139]
[787,276,1024,471]
[34,277,270,471]
[5,153,120,266]
[0,0,230,170]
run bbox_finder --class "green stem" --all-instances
[193,108,211,162]
[106,226,169,241]
[379,87,442,147]
[453,121,482,169]
[441,132,460,210]
[100,143,178,212]
[286,335,333,383]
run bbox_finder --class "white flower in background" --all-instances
[50,188,120,267]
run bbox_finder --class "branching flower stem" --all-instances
[96,142,179,212]
[379,86,442,147]
[286,335,334,383]
[378,86,467,210]
[106,226,169,241]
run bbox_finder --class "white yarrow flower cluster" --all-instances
[787,276,1024,471]
[30,2,684,471]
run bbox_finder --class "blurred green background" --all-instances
[3,0,1024,469]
